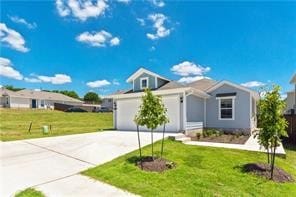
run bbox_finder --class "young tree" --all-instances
[257,85,288,179]
[83,92,101,104]
[134,89,169,160]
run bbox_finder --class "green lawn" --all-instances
[15,188,45,197]
[83,140,296,197]
[0,109,113,141]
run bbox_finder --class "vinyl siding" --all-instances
[133,73,156,91]
[186,95,204,122]
[206,84,251,130]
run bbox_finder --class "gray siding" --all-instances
[206,84,251,131]
[133,73,156,91]
[157,78,168,88]
[186,95,204,122]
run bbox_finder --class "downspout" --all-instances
[294,84,296,110]
[183,92,187,132]
[204,98,206,128]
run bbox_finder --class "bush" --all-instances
[203,129,221,137]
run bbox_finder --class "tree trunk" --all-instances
[136,125,143,170]
[151,129,154,160]
[160,124,166,159]
[270,143,277,180]
[267,147,270,164]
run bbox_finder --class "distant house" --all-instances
[285,73,296,113]
[106,68,259,134]
[0,88,82,109]
[101,90,127,110]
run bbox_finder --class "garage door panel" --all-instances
[116,95,180,132]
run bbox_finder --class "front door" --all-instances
[32,99,37,108]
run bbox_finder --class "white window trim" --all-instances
[140,77,149,90]
[216,96,235,120]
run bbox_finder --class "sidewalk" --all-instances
[184,134,286,155]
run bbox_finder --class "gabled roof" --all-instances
[290,73,296,84]
[187,78,217,91]
[126,68,170,83]
[206,80,260,100]
[4,89,83,103]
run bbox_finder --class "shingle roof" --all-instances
[158,81,185,90]
[1,88,82,103]
[187,78,217,91]
[0,88,19,97]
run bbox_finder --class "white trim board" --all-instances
[126,68,170,83]
[217,96,235,120]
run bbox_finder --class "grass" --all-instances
[83,140,296,197]
[0,109,113,141]
[15,188,45,197]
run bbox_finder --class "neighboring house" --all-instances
[0,88,83,109]
[285,73,296,113]
[107,68,259,134]
[101,90,127,110]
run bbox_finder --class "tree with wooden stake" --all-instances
[257,85,288,180]
[134,89,169,161]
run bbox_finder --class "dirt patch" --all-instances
[243,163,294,183]
[191,134,249,144]
[136,156,176,172]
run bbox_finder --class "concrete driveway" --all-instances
[0,131,175,196]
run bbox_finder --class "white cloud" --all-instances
[136,18,145,26]
[37,74,72,84]
[76,30,120,47]
[178,76,210,84]
[149,0,165,7]
[241,81,265,88]
[117,0,131,4]
[110,37,120,46]
[149,46,156,51]
[86,79,111,88]
[26,74,72,84]
[171,61,211,76]
[0,23,29,52]
[24,77,42,83]
[146,13,171,40]
[55,0,108,21]
[112,79,120,85]
[9,16,37,29]
[0,57,23,80]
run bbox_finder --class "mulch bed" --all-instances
[136,156,176,172]
[191,134,249,144]
[243,163,294,183]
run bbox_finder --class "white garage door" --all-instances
[116,94,181,132]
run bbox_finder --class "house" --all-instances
[101,90,127,110]
[107,68,259,134]
[0,88,83,109]
[285,73,296,113]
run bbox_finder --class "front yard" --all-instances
[83,140,296,196]
[0,109,113,141]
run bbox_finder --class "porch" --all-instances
[185,122,203,131]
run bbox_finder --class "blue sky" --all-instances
[1,0,295,97]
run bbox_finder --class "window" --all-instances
[40,100,45,107]
[140,77,149,89]
[218,97,235,120]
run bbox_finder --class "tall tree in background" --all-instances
[257,85,288,179]
[134,89,169,160]
[84,92,101,104]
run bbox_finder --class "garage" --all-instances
[114,94,182,132]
